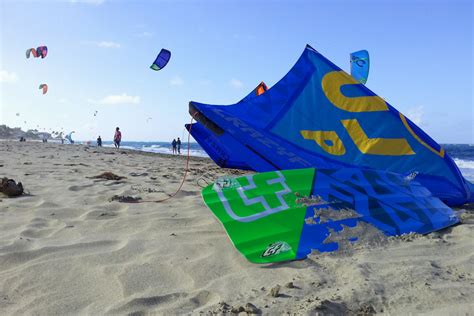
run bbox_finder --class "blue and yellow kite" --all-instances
[189,45,473,207]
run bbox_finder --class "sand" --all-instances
[0,141,473,315]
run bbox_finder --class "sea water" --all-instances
[100,141,208,158]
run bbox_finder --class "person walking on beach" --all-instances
[171,138,177,154]
[114,127,122,149]
[97,135,102,147]
[177,137,181,154]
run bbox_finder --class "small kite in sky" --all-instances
[36,46,48,58]
[26,46,48,59]
[26,48,37,58]
[39,84,48,95]
[150,49,171,71]
[350,50,369,84]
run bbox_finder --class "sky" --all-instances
[0,0,472,143]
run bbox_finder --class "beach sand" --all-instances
[0,141,473,315]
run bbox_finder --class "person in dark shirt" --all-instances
[171,139,177,154]
[177,137,181,154]
[97,136,102,147]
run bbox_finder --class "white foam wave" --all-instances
[101,144,135,150]
[99,143,208,157]
[453,159,474,182]
[453,158,474,169]
[141,145,209,158]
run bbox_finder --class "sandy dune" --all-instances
[0,141,473,315]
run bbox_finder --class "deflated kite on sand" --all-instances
[190,44,472,263]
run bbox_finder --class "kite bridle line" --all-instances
[119,116,195,203]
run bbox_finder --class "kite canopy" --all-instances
[150,49,171,71]
[36,46,48,58]
[350,50,369,84]
[189,45,473,206]
[26,48,38,58]
[255,82,268,96]
[26,46,47,59]
[187,82,271,170]
[65,131,75,144]
[39,84,48,95]
[202,168,459,263]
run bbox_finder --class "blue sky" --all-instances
[0,0,472,143]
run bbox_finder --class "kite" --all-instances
[150,49,171,71]
[187,121,256,170]
[39,84,48,95]
[255,81,268,96]
[350,50,369,84]
[36,46,48,58]
[94,111,98,117]
[26,46,47,59]
[16,113,20,117]
[26,48,38,58]
[202,168,459,263]
[65,131,75,144]
[146,117,152,123]
[189,45,473,206]
[186,82,270,171]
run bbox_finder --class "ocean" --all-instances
[100,141,208,158]
[97,141,474,182]
[443,144,474,181]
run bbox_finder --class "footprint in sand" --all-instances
[20,217,62,239]
[85,210,119,220]
[68,183,95,191]
[186,290,220,310]
[111,292,188,314]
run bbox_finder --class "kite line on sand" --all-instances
[119,117,195,203]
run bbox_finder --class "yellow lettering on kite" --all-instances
[300,130,346,156]
[341,119,415,155]
[322,71,388,112]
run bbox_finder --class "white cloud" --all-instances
[96,41,120,48]
[406,106,424,125]
[137,31,153,38]
[170,76,184,86]
[0,70,18,83]
[230,78,243,89]
[69,0,105,5]
[96,93,140,105]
